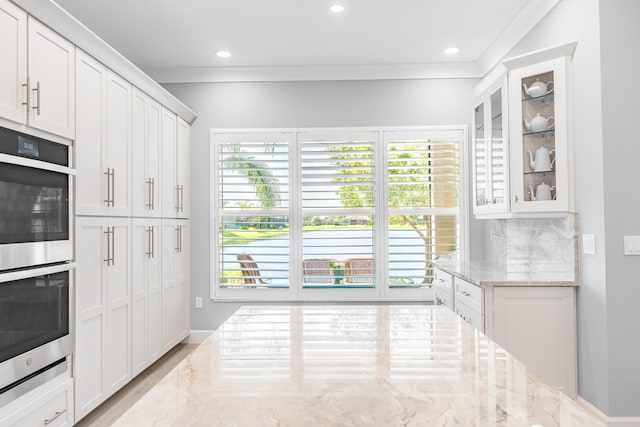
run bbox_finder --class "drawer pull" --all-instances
[438,278,445,282]
[44,409,66,425]
[461,290,471,297]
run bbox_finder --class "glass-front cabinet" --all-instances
[472,79,509,217]
[507,55,571,213]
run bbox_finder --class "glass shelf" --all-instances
[522,91,554,104]
[524,170,555,176]
[523,129,555,137]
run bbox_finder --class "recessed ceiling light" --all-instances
[444,47,461,55]
[329,4,345,13]
[216,50,231,58]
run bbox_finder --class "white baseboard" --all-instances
[183,330,214,344]
[577,397,640,426]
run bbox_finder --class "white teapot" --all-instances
[528,147,555,172]
[522,79,554,98]
[524,113,554,133]
[528,182,555,201]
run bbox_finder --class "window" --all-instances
[212,127,465,300]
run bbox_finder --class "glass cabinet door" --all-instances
[508,56,569,213]
[472,79,509,217]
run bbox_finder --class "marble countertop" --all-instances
[107,305,601,426]
[434,259,577,287]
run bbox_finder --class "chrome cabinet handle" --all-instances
[21,78,30,112]
[44,409,66,425]
[104,227,114,266]
[151,178,155,210]
[461,290,471,297]
[145,227,152,258]
[178,226,182,253]
[515,195,519,203]
[180,185,184,212]
[104,168,115,206]
[146,178,153,209]
[151,226,155,258]
[175,226,180,252]
[175,186,180,212]
[438,278,445,282]
[32,81,41,115]
[111,168,116,207]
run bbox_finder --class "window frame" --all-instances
[210,126,469,301]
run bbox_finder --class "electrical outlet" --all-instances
[195,297,203,308]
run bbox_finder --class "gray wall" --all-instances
[599,0,640,416]
[163,78,480,330]
[498,0,640,417]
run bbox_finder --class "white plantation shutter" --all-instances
[299,132,376,288]
[215,134,291,288]
[384,130,462,287]
[212,127,465,298]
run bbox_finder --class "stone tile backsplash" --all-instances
[485,213,578,279]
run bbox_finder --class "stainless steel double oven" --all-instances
[0,126,74,406]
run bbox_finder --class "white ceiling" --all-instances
[50,0,553,82]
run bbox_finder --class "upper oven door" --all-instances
[0,127,75,271]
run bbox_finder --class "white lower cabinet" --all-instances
[0,377,74,427]
[433,268,454,311]
[161,219,190,350]
[131,219,162,376]
[74,217,131,421]
[451,276,577,398]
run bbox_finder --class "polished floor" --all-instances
[78,305,605,426]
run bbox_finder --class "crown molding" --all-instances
[477,0,563,75]
[148,62,484,84]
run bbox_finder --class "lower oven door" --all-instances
[0,263,74,391]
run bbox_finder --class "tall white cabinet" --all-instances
[74,217,131,419]
[0,2,74,138]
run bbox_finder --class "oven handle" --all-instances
[0,153,76,176]
[0,262,77,284]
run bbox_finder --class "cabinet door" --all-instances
[105,71,131,217]
[161,109,177,217]
[131,219,162,376]
[0,0,27,123]
[105,218,131,395]
[75,50,107,216]
[74,217,107,420]
[177,117,191,219]
[161,220,177,349]
[132,89,162,218]
[27,17,75,139]
[176,221,190,341]
[472,78,509,217]
[509,56,570,213]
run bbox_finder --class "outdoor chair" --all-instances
[344,257,374,284]
[302,258,338,284]
[237,253,271,285]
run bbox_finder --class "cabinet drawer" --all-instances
[434,268,453,293]
[455,278,483,313]
[455,300,484,333]
[4,379,73,427]
[434,287,454,311]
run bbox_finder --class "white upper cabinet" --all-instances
[473,44,575,218]
[472,77,510,217]
[0,0,27,124]
[27,17,75,139]
[132,88,162,217]
[76,50,132,217]
[0,0,75,139]
[507,55,572,214]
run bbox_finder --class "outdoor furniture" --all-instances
[302,258,337,284]
[237,253,271,285]
[344,257,374,284]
